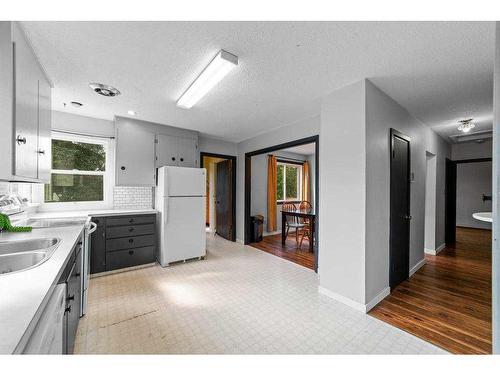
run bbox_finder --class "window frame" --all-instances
[42,132,114,211]
[276,161,303,203]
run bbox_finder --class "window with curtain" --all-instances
[276,162,303,202]
[44,134,110,204]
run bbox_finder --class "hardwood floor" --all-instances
[250,233,315,270]
[369,227,492,354]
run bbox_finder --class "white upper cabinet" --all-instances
[37,68,52,181]
[156,134,179,167]
[156,135,197,168]
[115,121,156,186]
[12,22,39,179]
[177,137,197,167]
[0,22,52,183]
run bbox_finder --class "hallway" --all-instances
[369,227,492,354]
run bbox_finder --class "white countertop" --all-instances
[0,225,83,354]
[472,212,492,223]
[0,208,157,354]
[32,208,158,219]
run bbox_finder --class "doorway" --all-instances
[244,135,319,271]
[389,129,411,289]
[200,152,236,242]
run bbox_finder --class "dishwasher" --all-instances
[22,284,66,354]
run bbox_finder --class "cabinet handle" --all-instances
[121,166,126,170]
[67,295,75,301]
[129,218,134,223]
[128,227,134,232]
[129,238,134,243]
[65,306,71,313]
[75,272,81,277]
[180,158,184,162]
[171,157,176,161]
[37,149,45,155]
[16,135,26,145]
[128,250,134,255]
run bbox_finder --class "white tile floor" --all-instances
[74,234,448,354]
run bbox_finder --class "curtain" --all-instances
[302,161,311,202]
[267,155,278,232]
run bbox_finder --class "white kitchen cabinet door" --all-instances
[177,137,197,167]
[156,134,179,167]
[12,22,39,179]
[36,67,52,182]
[116,124,156,186]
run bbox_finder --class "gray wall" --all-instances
[456,162,492,230]
[493,21,499,354]
[318,79,451,307]
[451,139,492,160]
[236,115,320,242]
[364,80,451,303]
[250,150,315,233]
[319,80,367,304]
[52,111,115,137]
[199,136,238,157]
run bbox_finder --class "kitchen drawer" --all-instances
[106,234,155,252]
[106,246,155,271]
[106,215,155,227]
[106,224,155,239]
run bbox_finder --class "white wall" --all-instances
[318,80,367,306]
[236,115,320,242]
[250,150,315,233]
[456,162,492,229]
[451,139,492,160]
[318,79,451,310]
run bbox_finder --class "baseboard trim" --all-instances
[409,258,426,277]
[424,243,446,256]
[236,238,244,244]
[365,287,391,312]
[318,286,390,313]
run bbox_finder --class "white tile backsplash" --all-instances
[113,186,153,210]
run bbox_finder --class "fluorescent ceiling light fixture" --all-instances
[177,50,238,109]
[127,110,137,116]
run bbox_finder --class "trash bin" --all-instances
[250,215,264,242]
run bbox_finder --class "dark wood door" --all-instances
[445,158,457,244]
[390,130,411,289]
[216,160,233,240]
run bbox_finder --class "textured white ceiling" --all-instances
[281,143,316,156]
[21,21,495,142]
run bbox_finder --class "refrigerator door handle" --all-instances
[163,198,169,224]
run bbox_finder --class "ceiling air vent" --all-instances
[89,83,121,97]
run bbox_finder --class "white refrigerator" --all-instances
[155,166,206,266]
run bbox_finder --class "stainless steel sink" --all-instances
[0,252,47,275]
[0,238,59,255]
[0,238,60,275]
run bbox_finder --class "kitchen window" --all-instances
[44,133,113,208]
[277,162,302,202]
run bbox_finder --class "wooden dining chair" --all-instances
[298,201,313,251]
[282,202,306,247]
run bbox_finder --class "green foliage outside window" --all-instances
[276,163,300,202]
[44,139,106,203]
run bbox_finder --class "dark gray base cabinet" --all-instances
[58,234,82,355]
[90,214,156,274]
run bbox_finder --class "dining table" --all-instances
[281,207,316,252]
